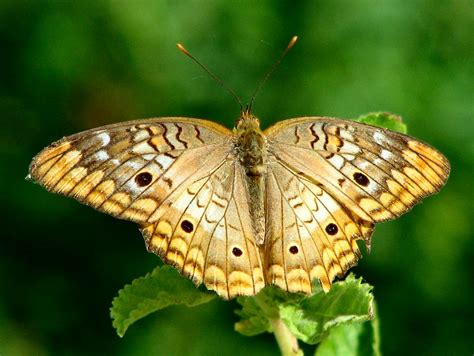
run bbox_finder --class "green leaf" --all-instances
[315,303,381,356]
[110,266,215,337]
[355,112,407,134]
[235,274,374,345]
[235,284,309,336]
[234,295,272,336]
[281,275,374,344]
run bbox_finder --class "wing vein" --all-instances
[269,169,311,283]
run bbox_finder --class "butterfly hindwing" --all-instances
[140,160,265,299]
[265,160,370,293]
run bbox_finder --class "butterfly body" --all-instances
[29,113,449,299]
[235,111,267,246]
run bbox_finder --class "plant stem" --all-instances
[271,319,303,356]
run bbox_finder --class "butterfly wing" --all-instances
[29,118,233,224]
[264,117,449,292]
[29,117,264,298]
[264,161,369,293]
[140,159,265,299]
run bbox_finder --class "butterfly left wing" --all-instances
[264,161,369,293]
[265,117,450,224]
[264,116,450,293]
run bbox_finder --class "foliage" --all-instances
[315,306,380,356]
[356,112,407,134]
[235,275,375,345]
[111,266,215,337]
[111,266,377,355]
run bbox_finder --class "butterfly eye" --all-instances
[325,223,338,235]
[180,219,194,233]
[289,245,299,254]
[232,247,243,257]
[135,172,153,187]
[353,172,370,187]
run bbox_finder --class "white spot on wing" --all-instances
[341,153,356,161]
[373,158,385,167]
[329,154,345,169]
[358,161,370,170]
[125,161,143,170]
[373,131,386,145]
[96,132,111,146]
[133,142,155,155]
[340,130,353,141]
[381,149,392,160]
[213,223,226,240]
[133,130,150,142]
[156,155,174,170]
[95,150,109,161]
[125,180,143,196]
[341,141,361,154]
[143,154,156,161]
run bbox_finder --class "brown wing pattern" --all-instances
[29,114,450,299]
[265,117,450,223]
[264,160,370,293]
[28,118,233,224]
[29,118,264,299]
[264,117,449,292]
[140,160,265,299]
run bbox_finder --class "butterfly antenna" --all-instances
[248,35,298,112]
[177,43,244,110]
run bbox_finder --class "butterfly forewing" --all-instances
[265,117,450,223]
[29,118,233,224]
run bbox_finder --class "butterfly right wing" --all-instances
[28,118,233,224]
[29,117,265,298]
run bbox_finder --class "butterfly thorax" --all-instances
[235,112,267,177]
[235,111,267,245]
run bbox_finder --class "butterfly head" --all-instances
[235,108,261,133]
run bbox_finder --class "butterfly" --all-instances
[28,108,449,299]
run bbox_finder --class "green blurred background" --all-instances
[1,1,473,355]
